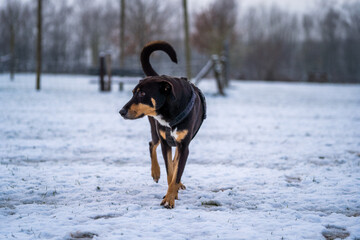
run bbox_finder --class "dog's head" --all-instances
[119,76,176,119]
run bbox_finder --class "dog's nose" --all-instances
[119,108,127,117]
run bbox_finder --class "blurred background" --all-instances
[0,0,359,83]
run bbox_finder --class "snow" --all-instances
[0,73,359,239]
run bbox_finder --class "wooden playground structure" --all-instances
[98,52,229,95]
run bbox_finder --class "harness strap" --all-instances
[169,86,197,128]
[191,87,206,140]
[164,84,206,146]
[197,87,207,120]
[165,128,177,147]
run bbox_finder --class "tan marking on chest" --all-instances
[175,129,188,142]
[159,130,166,139]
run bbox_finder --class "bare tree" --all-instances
[318,6,343,82]
[240,5,299,81]
[302,13,319,78]
[182,0,191,79]
[36,0,42,90]
[342,1,360,82]
[0,0,357,83]
[125,0,175,55]
[80,4,101,67]
[119,0,126,68]
[0,0,30,80]
[42,0,73,72]
[301,1,358,82]
[192,0,238,55]
[78,0,117,68]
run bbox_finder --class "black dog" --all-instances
[120,41,206,208]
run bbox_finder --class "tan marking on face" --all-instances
[175,129,188,142]
[151,98,156,109]
[128,103,156,118]
[159,130,166,140]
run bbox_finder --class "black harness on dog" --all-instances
[169,86,197,128]
[165,84,206,147]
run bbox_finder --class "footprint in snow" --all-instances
[321,225,350,240]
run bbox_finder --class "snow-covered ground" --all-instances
[0,73,359,240]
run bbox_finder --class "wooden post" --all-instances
[36,0,42,90]
[193,59,214,85]
[222,39,230,87]
[193,55,225,96]
[182,0,191,80]
[212,55,225,96]
[105,53,112,91]
[99,55,105,91]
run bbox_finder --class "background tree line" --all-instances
[0,0,359,83]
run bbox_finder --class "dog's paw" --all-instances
[151,165,160,183]
[163,192,179,200]
[151,168,160,183]
[179,182,186,190]
[161,193,176,209]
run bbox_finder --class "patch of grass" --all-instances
[211,187,233,192]
[91,213,121,220]
[69,231,98,239]
[322,225,350,240]
[201,200,221,207]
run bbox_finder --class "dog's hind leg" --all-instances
[172,148,186,191]
[148,117,160,183]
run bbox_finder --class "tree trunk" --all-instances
[36,0,42,90]
[91,35,99,67]
[119,0,126,68]
[182,0,191,80]
[222,39,230,87]
[99,55,105,91]
[10,25,15,81]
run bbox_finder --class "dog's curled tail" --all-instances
[140,41,178,76]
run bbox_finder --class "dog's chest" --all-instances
[153,115,180,146]
[165,128,178,146]
[153,115,170,128]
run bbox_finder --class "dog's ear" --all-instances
[160,81,176,99]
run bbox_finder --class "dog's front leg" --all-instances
[160,141,173,185]
[161,145,189,208]
[148,117,160,182]
[149,141,160,182]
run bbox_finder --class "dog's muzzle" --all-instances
[119,108,128,118]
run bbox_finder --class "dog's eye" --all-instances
[138,91,146,97]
